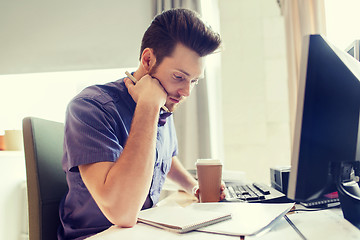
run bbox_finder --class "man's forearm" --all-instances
[106,102,160,217]
[167,156,198,194]
[80,101,160,227]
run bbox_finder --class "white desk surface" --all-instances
[87,191,360,240]
[86,223,241,240]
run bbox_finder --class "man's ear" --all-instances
[140,48,157,72]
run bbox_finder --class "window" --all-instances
[325,0,360,50]
[0,68,134,130]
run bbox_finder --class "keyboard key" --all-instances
[253,183,271,195]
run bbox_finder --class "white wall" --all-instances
[219,0,291,184]
[0,0,154,129]
[0,0,153,74]
[0,152,27,240]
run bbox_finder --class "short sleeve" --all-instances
[63,97,124,172]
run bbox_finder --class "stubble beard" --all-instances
[148,64,186,113]
[165,101,178,113]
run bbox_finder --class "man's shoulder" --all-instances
[72,78,129,106]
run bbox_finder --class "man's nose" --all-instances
[178,81,191,97]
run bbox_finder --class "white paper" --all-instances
[287,208,360,239]
[186,202,294,236]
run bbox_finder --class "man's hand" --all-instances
[124,74,167,109]
[193,181,226,202]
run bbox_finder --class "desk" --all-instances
[86,191,239,240]
[246,207,360,240]
[87,191,360,240]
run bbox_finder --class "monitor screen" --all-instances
[287,34,360,202]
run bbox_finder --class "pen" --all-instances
[284,215,307,240]
[125,71,170,112]
[125,71,138,84]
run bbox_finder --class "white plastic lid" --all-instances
[195,159,223,165]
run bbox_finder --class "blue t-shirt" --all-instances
[57,78,178,240]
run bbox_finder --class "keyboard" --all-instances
[224,182,288,203]
[186,169,288,203]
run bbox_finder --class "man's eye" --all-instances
[174,74,184,80]
[191,79,199,85]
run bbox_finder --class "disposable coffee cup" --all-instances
[4,130,23,151]
[196,159,223,203]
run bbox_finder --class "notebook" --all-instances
[137,205,232,233]
[186,202,295,236]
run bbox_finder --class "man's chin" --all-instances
[165,103,178,113]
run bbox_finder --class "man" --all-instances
[58,8,224,240]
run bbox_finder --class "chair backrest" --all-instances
[22,117,68,240]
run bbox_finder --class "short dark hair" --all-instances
[140,8,221,65]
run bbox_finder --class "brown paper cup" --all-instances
[196,159,223,203]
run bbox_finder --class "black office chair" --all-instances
[22,117,68,240]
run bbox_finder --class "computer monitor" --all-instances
[287,34,360,228]
[346,40,360,61]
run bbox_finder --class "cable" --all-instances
[288,204,340,213]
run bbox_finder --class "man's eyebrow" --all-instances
[175,69,203,79]
[175,69,190,76]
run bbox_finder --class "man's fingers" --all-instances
[124,77,135,89]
